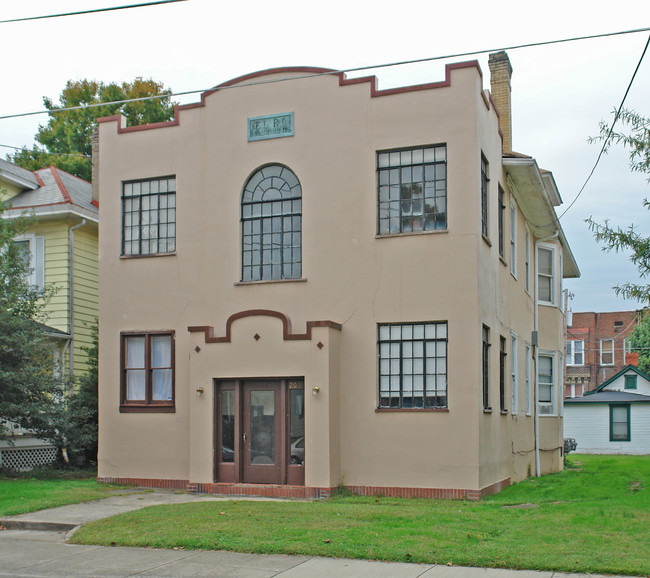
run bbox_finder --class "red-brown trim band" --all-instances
[188,309,341,344]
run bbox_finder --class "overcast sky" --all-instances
[2,0,649,313]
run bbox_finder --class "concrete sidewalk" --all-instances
[0,491,632,577]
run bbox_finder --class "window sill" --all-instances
[235,277,307,286]
[537,300,557,308]
[376,229,448,239]
[120,252,176,260]
[483,407,492,413]
[375,407,449,412]
[499,255,507,267]
[120,404,175,413]
[482,234,491,247]
[500,410,508,415]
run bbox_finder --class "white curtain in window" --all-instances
[152,335,172,400]
[126,337,145,400]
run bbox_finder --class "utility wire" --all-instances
[0,143,90,158]
[0,0,187,24]
[1,25,649,123]
[555,33,650,222]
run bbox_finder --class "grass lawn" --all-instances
[0,470,136,517]
[71,455,649,576]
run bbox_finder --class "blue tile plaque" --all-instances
[248,112,294,142]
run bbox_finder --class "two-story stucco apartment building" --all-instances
[96,51,579,498]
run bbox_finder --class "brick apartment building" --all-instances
[566,310,645,397]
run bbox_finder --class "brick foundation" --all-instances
[98,477,511,501]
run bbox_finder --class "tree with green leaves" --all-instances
[7,78,176,182]
[0,201,58,442]
[627,314,650,375]
[587,108,650,303]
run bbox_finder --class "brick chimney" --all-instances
[488,51,513,153]
[626,352,639,367]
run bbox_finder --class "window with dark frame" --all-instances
[482,325,490,410]
[241,164,302,282]
[498,186,505,257]
[122,176,176,256]
[377,145,447,235]
[481,154,489,237]
[377,322,448,409]
[566,340,584,366]
[120,331,175,411]
[610,404,630,441]
[499,336,507,412]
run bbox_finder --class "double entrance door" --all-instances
[215,379,305,485]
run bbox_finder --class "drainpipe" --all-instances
[533,231,559,477]
[68,219,86,394]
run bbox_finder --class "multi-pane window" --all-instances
[122,176,176,256]
[377,145,447,235]
[511,333,518,415]
[378,322,447,409]
[481,154,489,237]
[600,339,614,365]
[498,187,505,257]
[538,353,555,415]
[242,165,301,281]
[510,201,517,277]
[121,331,174,411]
[499,336,507,412]
[482,325,490,410]
[610,404,630,441]
[566,340,584,366]
[537,244,556,305]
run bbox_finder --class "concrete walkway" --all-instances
[0,491,632,577]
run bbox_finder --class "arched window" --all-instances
[241,165,302,281]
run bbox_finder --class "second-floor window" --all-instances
[13,233,45,290]
[600,339,614,365]
[481,154,489,237]
[566,340,584,366]
[122,176,176,256]
[377,145,447,235]
[498,186,505,257]
[537,244,556,305]
[241,164,302,282]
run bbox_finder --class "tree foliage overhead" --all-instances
[587,108,650,304]
[7,78,176,182]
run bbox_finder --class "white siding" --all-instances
[604,372,650,395]
[564,404,650,454]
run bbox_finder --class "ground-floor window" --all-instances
[537,352,556,416]
[610,404,630,441]
[378,322,447,409]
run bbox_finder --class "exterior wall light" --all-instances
[312,386,320,396]
[196,387,204,396]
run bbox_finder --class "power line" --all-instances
[1,25,649,123]
[0,0,187,24]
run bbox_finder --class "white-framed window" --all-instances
[377,322,448,409]
[537,243,557,306]
[13,233,45,290]
[525,343,532,415]
[511,332,518,415]
[524,226,531,294]
[566,340,584,366]
[538,352,557,416]
[600,339,614,366]
[510,200,517,278]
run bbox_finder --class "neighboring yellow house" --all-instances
[96,52,579,498]
[0,159,98,470]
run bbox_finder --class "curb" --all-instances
[0,519,77,532]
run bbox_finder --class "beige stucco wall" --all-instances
[98,63,567,493]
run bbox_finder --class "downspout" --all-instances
[68,219,86,394]
[533,231,559,477]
